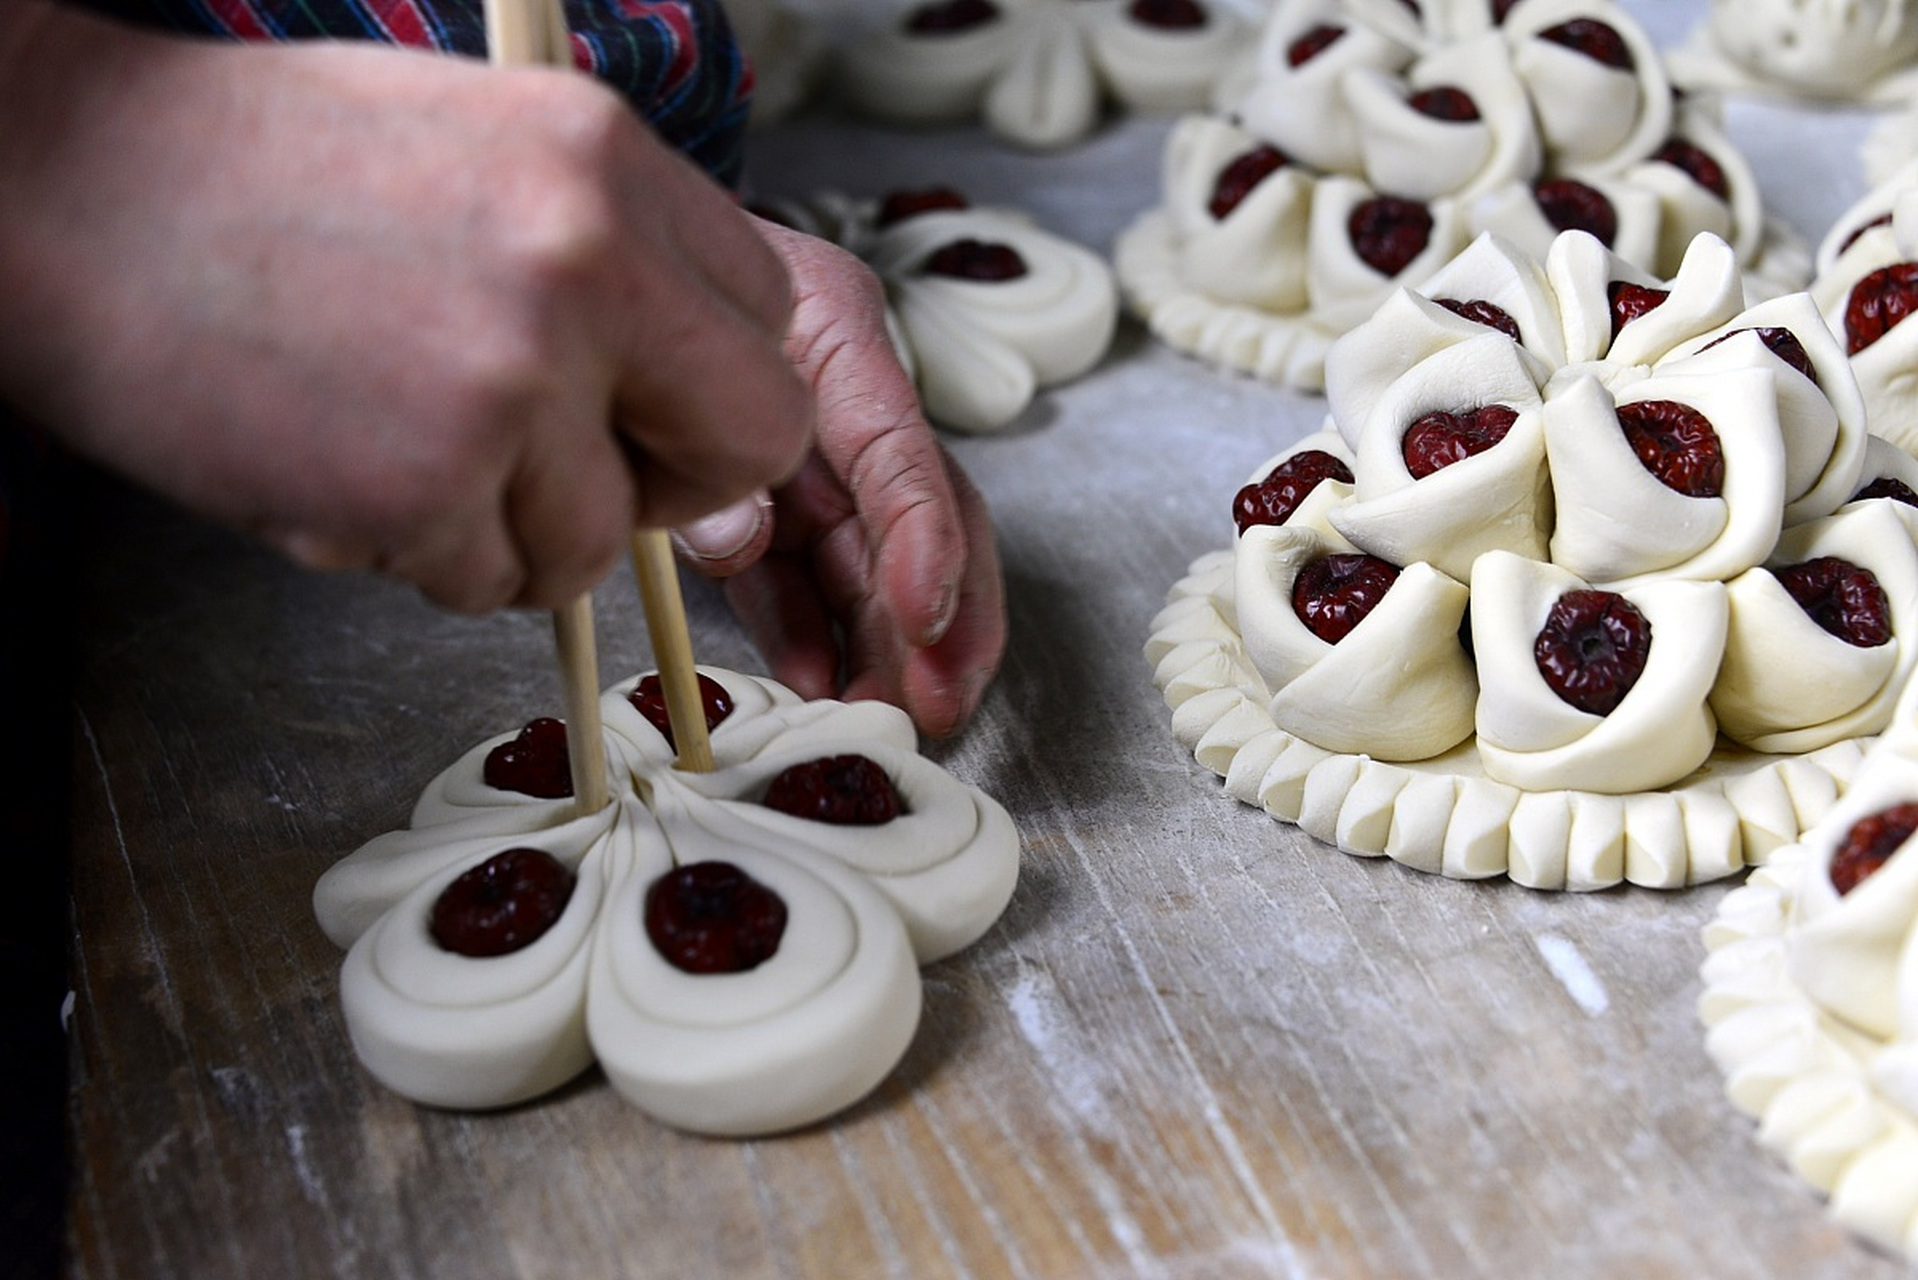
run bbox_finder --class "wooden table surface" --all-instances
[60,6,1917,1276]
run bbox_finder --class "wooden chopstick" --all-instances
[631,530,715,771]
[551,596,610,811]
[483,0,715,780]
[484,0,608,814]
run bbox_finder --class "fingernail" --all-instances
[675,495,769,563]
[919,579,958,647]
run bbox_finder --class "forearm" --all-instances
[0,0,153,435]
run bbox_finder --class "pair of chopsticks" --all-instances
[484,0,716,812]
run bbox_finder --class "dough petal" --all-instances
[336,809,628,1109]
[588,840,922,1136]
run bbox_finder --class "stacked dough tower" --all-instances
[1146,223,1918,890]
[1116,0,1808,389]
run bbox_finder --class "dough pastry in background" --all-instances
[314,668,1020,1135]
[832,0,1254,149]
[753,189,1119,432]
[1667,0,1918,105]
[1115,0,1807,391]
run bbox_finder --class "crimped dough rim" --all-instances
[1699,842,1918,1260]
[1148,548,1867,890]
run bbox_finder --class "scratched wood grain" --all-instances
[61,7,1917,1276]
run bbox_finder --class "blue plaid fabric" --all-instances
[68,0,754,186]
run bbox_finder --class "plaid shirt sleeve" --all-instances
[66,0,754,187]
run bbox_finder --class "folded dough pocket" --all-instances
[1713,501,1918,753]
[1234,524,1475,760]
[1544,367,1786,586]
[1163,115,1313,312]
[336,806,633,1110]
[1330,331,1549,581]
[1471,549,1724,793]
[1786,747,1918,1042]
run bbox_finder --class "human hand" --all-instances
[0,2,812,613]
[675,220,1006,738]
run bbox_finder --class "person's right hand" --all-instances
[0,1,813,612]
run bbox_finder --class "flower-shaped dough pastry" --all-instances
[757,190,1118,433]
[314,668,1020,1134]
[1713,500,1918,754]
[833,0,1251,149]
[870,207,1119,432]
[1470,550,1726,793]
[1234,524,1476,759]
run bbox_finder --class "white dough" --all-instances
[1713,502,1918,753]
[1233,524,1476,759]
[1153,223,1909,883]
[1470,550,1725,794]
[1810,164,1918,457]
[1331,331,1550,582]
[1668,0,1918,104]
[872,208,1119,433]
[1544,365,1787,587]
[589,839,923,1136]
[1701,714,1918,1262]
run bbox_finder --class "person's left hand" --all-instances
[675,218,1006,739]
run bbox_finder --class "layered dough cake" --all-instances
[834,0,1253,149]
[1700,676,1918,1262]
[313,668,1019,1135]
[1116,0,1808,390]
[753,188,1119,432]
[1146,226,1918,889]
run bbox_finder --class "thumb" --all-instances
[671,491,775,577]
